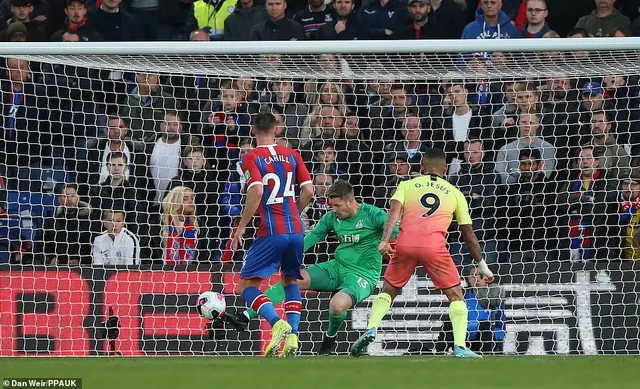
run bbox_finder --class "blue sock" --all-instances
[242,286,280,327]
[284,284,302,335]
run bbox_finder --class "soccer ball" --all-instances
[196,291,226,320]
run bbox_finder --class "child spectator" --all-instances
[162,186,199,264]
[92,209,140,266]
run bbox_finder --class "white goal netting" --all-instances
[1,40,639,356]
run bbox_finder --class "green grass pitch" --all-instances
[1,356,639,389]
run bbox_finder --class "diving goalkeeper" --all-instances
[221,180,398,355]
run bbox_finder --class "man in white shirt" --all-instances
[149,110,184,204]
[92,209,141,265]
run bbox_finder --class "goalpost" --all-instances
[0,38,639,357]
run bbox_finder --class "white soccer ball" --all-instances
[196,291,226,320]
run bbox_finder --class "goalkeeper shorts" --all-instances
[384,244,460,290]
[306,260,376,305]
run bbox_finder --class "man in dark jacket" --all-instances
[394,0,439,39]
[357,0,410,39]
[250,0,304,40]
[50,0,102,41]
[449,140,500,265]
[1,0,47,41]
[43,183,94,265]
[428,0,465,38]
[87,0,139,41]
[293,0,333,39]
[317,0,368,39]
[224,0,267,40]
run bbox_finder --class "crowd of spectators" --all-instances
[1,0,640,267]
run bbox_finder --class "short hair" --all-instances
[253,112,277,135]
[591,110,610,122]
[567,28,588,38]
[108,151,128,164]
[421,148,447,167]
[325,180,354,199]
[466,139,484,149]
[107,115,122,124]
[519,148,541,161]
[219,79,233,90]
[182,145,205,158]
[314,140,336,152]
[390,83,407,93]
[164,110,181,120]
[542,30,560,39]
[515,82,539,95]
[103,209,126,220]
[59,183,78,194]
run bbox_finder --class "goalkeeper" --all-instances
[221,180,398,355]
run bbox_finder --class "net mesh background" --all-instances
[0,47,639,356]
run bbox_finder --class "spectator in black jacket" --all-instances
[0,58,53,174]
[87,0,138,41]
[357,0,410,39]
[224,0,267,40]
[1,0,47,41]
[449,140,500,265]
[394,0,439,39]
[89,151,143,235]
[43,183,94,266]
[0,0,50,33]
[428,0,465,39]
[293,0,333,39]
[250,0,304,40]
[317,0,368,40]
[50,0,102,41]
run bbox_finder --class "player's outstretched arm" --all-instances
[378,200,402,256]
[297,183,314,213]
[230,185,263,251]
[303,212,333,252]
[459,224,494,283]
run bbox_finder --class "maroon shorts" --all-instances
[384,244,460,290]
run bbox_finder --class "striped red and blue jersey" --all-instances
[241,144,312,237]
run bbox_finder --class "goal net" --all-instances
[1,39,639,356]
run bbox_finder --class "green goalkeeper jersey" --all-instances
[303,203,398,281]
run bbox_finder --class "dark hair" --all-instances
[421,148,447,165]
[253,112,277,135]
[164,110,181,120]
[591,110,610,122]
[466,139,484,149]
[567,28,588,38]
[326,180,354,199]
[519,148,541,161]
[108,151,128,164]
[59,183,78,194]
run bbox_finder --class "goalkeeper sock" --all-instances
[327,311,347,337]
[284,284,302,335]
[449,300,469,348]
[367,293,392,330]
[242,286,280,327]
[245,283,286,320]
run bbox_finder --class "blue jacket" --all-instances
[461,8,520,39]
[357,0,410,39]
[521,22,551,38]
[465,289,507,342]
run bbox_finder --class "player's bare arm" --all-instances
[231,184,263,251]
[460,224,494,283]
[297,182,314,213]
[379,200,402,256]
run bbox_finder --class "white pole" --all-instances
[0,38,639,56]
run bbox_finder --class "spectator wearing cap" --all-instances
[186,0,237,40]
[426,0,465,39]
[50,0,102,41]
[0,0,50,32]
[0,0,47,41]
[521,0,551,38]
[87,0,138,41]
[579,82,607,126]
[1,20,26,40]
[224,0,267,41]
[393,0,438,39]
[575,0,631,37]
[461,0,520,39]
[250,0,304,40]
[293,0,333,40]
[357,0,410,40]
[317,0,368,40]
